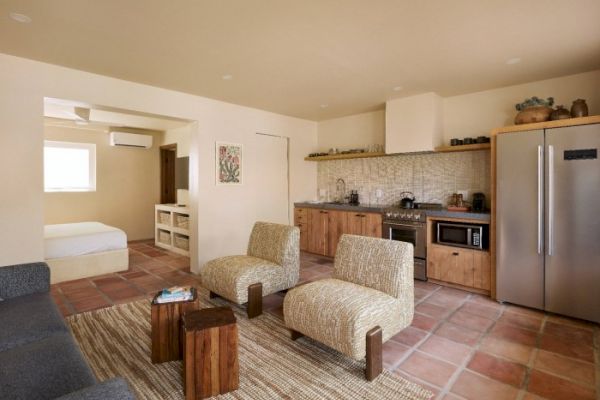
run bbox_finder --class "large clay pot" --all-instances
[514,106,553,125]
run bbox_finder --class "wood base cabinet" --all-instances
[297,207,383,257]
[428,244,491,293]
[308,209,329,255]
[327,211,348,257]
[294,208,309,251]
[348,212,382,238]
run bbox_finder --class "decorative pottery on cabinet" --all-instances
[514,96,554,125]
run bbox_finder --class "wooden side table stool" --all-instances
[182,307,239,399]
[150,287,200,363]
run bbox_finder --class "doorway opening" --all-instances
[160,144,177,204]
[42,97,199,281]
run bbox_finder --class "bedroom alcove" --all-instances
[42,97,198,283]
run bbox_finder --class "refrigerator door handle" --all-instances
[548,145,554,256]
[537,145,543,255]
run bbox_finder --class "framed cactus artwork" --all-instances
[215,142,243,185]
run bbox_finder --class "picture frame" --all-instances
[215,142,243,185]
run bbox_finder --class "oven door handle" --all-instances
[383,223,420,229]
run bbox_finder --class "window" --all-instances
[44,141,96,192]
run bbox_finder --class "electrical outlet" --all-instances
[375,189,383,199]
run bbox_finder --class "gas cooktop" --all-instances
[383,202,443,223]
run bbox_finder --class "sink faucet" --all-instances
[335,178,346,203]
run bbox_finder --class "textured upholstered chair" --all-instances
[200,222,300,318]
[283,234,414,381]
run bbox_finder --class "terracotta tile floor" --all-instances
[51,246,600,400]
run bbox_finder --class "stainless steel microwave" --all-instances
[436,222,488,250]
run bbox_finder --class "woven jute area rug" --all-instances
[66,291,432,400]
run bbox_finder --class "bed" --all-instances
[44,222,129,284]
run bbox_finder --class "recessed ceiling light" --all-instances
[506,57,521,65]
[393,86,403,91]
[9,12,31,23]
[222,74,233,80]
[320,104,329,108]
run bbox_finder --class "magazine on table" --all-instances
[155,285,194,303]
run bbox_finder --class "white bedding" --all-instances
[44,222,128,260]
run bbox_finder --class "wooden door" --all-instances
[327,211,348,257]
[428,244,474,287]
[160,146,176,204]
[454,250,475,287]
[427,245,446,280]
[364,213,382,238]
[347,212,365,236]
[473,251,491,290]
[294,208,309,251]
[308,209,328,255]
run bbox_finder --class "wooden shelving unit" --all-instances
[155,204,190,256]
[434,143,491,153]
[304,143,491,161]
[304,152,385,161]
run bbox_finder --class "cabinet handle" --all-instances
[322,211,328,214]
[452,252,459,256]
[355,214,361,217]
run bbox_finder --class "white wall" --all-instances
[0,53,317,270]
[44,124,161,240]
[316,70,600,148]
[443,69,600,142]
[317,110,385,152]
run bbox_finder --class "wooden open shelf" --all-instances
[304,152,385,161]
[434,143,491,153]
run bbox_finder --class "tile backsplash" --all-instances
[317,150,490,207]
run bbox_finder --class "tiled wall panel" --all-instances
[317,150,490,206]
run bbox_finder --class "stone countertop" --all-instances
[294,202,388,213]
[425,210,491,222]
[294,202,491,221]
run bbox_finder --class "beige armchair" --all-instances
[283,234,414,381]
[200,222,300,318]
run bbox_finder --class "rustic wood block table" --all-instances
[182,306,239,399]
[150,287,200,363]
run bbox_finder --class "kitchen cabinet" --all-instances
[427,244,491,293]
[294,208,309,251]
[296,206,383,257]
[347,212,382,238]
[426,216,491,294]
[327,211,348,257]
[308,208,329,255]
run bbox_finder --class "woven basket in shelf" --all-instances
[158,212,170,225]
[158,230,171,245]
[174,235,189,251]
[175,215,189,229]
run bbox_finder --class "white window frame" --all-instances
[44,140,97,192]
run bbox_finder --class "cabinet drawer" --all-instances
[294,208,307,224]
[427,244,492,290]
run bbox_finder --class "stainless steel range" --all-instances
[382,202,442,281]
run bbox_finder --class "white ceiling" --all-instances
[2,0,599,121]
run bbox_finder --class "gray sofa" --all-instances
[0,262,135,399]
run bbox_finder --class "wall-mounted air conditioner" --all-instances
[109,131,153,149]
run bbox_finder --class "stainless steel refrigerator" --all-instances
[496,123,600,323]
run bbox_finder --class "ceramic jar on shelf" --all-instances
[570,99,589,118]
[550,105,571,120]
